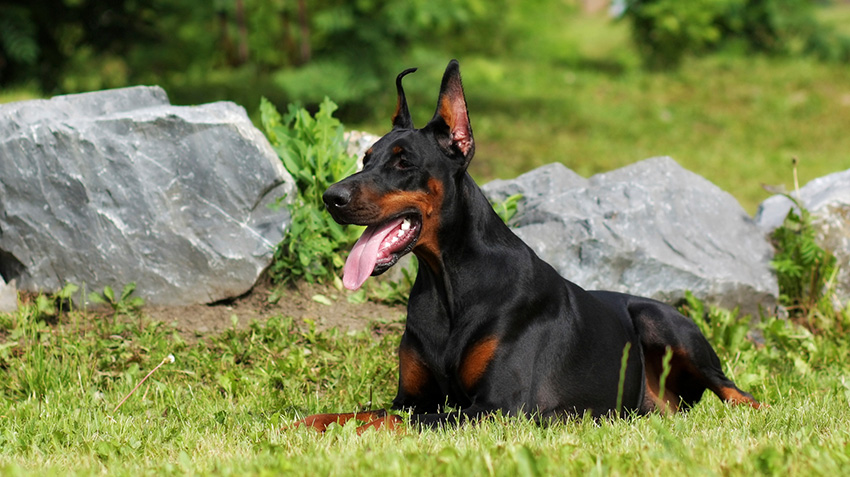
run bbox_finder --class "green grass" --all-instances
[1,295,849,475]
[0,85,40,104]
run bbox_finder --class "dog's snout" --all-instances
[323,185,352,211]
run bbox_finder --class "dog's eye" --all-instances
[395,157,414,170]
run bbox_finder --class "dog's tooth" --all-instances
[401,218,411,231]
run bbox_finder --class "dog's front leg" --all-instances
[290,409,398,433]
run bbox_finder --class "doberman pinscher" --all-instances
[294,59,761,433]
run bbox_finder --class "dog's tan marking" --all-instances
[370,177,444,273]
[460,336,499,390]
[399,346,429,397]
[716,387,762,408]
[290,410,388,432]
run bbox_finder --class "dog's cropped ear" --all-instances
[392,68,418,130]
[427,59,474,169]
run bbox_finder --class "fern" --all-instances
[769,194,839,324]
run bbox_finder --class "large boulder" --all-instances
[755,168,850,305]
[0,86,295,306]
[483,157,778,315]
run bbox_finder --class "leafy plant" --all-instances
[22,282,80,323]
[679,291,754,356]
[490,193,523,225]
[260,97,362,284]
[769,195,839,325]
[0,6,39,66]
[88,283,145,324]
[365,260,419,306]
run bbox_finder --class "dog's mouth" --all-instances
[342,214,421,290]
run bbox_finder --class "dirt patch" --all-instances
[144,279,407,339]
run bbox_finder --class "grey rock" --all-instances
[755,168,850,305]
[0,86,295,306]
[483,157,778,315]
[344,130,381,171]
[0,277,16,313]
[754,169,850,230]
[484,162,587,211]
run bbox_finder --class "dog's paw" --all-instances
[288,413,344,432]
[355,415,405,435]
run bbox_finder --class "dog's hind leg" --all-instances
[630,299,762,412]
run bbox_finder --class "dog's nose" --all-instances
[323,185,352,211]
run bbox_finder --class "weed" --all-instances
[490,193,523,225]
[88,283,145,329]
[365,259,419,306]
[767,164,840,328]
[260,97,362,285]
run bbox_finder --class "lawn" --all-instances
[1,292,848,475]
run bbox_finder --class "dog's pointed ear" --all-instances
[391,68,417,130]
[427,59,474,168]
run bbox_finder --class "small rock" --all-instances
[0,278,17,313]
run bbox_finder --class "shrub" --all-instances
[622,0,850,68]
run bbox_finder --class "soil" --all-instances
[143,278,407,339]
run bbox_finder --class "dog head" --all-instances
[323,59,475,289]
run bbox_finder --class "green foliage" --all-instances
[769,196,840,324]
[365,260,419,306]
[271,0,508,110]
[623,0,850,68]
[680,291,754,356]
[680,291,849,380]
[0,6,39,67]
[88,283,145,323]
[1,296,849,474]
[0,0,156,91]
[260,97,361,284]
[623,0,732,68]
[490,193,523,225]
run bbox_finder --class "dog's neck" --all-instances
[412,174,530,321]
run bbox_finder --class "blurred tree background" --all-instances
[0,0,511,116]
[2,0,850,211]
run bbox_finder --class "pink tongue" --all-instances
[343,217,405,290]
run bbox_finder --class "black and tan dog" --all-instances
[294,60,761,433]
